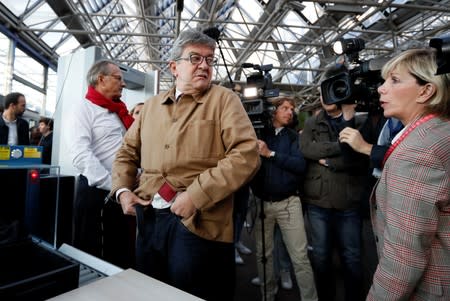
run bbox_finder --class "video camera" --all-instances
[240,63,280,132]
[320,38,385,112]
[321,34,450,109]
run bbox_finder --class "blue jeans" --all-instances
[306,204,362,301]
[135,206,235,301]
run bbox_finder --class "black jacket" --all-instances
[251,127,305,201]
[39,131,53,164]
[0,117,30,145]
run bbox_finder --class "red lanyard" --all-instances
[382,114,436,166]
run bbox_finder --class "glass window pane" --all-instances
[41,22,69,48]
[0,32,11,95]
[12,80,44,114]
[55,36,81,57]
[301,2,323,24]
[14,48,45,89]
[45,69,57,116]
[0,0,40,16]
[23,3,58,30]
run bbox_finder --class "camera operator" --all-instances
[300,64,369,301]
[251,96,317,301]
[338,101,403,299]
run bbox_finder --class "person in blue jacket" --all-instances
[251,96,317,301]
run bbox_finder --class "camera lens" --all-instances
[331,79,349,99]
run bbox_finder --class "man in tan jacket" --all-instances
[111,29,260,301]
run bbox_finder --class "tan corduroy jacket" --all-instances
[111,84,260,242]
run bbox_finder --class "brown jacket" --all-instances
[111,85,260,242]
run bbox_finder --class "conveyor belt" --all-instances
[78,264,106,286]
[57,244,123,287]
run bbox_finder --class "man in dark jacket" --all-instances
[300,65,369,301]
[38,117,53,165]
[0,92,30,145]
[251,96,317,301]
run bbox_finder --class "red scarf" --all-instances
[85,85,134,129]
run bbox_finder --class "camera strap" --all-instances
[382,114,436,167]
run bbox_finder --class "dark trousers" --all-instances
[306,204,363,301]
[233,185,249,243]
[73,174,134,268]
[135,206,235,301]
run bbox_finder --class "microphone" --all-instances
[203,27,221,42]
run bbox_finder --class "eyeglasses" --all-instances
[175,54,218,66]
[107,74,124,82]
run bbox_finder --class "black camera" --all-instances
[241,63,280,133]
[321,38,386,112]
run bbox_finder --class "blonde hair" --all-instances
[381,48,450,118]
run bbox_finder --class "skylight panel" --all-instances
[1,0,40,17]
[278,11,309,40]
[301,2,323,24]
[235,0,263,23]
[361,11,385,28]
[182,0,201,19]
[272,27,296,44]
[40,22,68,48]
[55,36,81,57]
[23,3,58,30]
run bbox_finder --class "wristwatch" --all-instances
[269,151,276,159]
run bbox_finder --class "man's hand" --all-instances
[257,139,271,158]
[118,191,151,216]
[339,127,372,155]
[318,158,329,167]
[171,191,196,218]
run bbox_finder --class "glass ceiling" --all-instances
[1,0,450,105]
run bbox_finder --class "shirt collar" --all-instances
[275,127,284,135]
[161,86,209,105]
[2,114,17,124]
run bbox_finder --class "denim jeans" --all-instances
[306,204,362,301]
[135,206,235,301]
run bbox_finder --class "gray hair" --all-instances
[86,59,118,86]
[169,29,216,61]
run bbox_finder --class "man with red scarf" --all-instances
[67,59,134,267]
